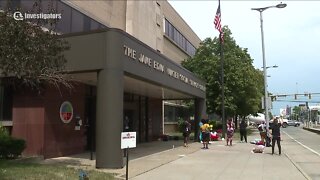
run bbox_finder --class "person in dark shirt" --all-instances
[183,120,191,147]
[239,120,247,143]
[271,118,281,155]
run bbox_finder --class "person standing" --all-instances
[226,119,235,146]
[271,118,281,155]
[258,121,267,145]
[200,119,210,149]
[198,121,203,143]
[239,119,247,143]
[182,120,191,147]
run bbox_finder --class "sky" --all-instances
[169,0,320,115]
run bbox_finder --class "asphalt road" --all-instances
[282,126,320,179]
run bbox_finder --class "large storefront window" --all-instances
[164,104,189,123]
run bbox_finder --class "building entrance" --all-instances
[124,93,149,143]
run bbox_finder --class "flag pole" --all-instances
[217,0,226,139]
[214,0,225,139]
[220,32,226,139]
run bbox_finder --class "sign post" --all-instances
[121,132,136,180]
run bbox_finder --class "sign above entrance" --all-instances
[121,132,136,149]
[123,45,205,92]
[59,101,73,123]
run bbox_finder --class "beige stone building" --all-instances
[64,0,201,64]
[0,0,205,168]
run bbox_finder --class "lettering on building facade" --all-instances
[123,45,205,91]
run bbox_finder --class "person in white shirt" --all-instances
[258,121,267,145]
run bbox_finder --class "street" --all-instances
[282,126,320,180]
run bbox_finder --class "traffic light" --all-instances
[294,94,297,100]
[309,94,312,99]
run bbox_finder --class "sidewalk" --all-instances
[43,130,309,180]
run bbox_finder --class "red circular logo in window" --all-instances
[59,101,73,123]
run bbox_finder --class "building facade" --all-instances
[0,0,206,168]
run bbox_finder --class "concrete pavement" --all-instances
[43,129,309,180]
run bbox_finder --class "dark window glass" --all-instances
[83,16,91,31]
[164,18,196,56]
[20,1,36,12]
[0,0,20,10]
[99,23,106,29]
[56,1,71,34]
[0,0,6,9]
[10,0,21,10]
[71,8,83,33]
[40,0,50,13]
[0,86,13,121]
[165,19,169,36]
[90,20,99,30]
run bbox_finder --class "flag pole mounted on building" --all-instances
[214,0,226,139]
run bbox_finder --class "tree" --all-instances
[292,106,302,120]
[0,2,71,90]
[182,26,264,118]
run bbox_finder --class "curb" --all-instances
[284,151,312,180]
[303,126,320,134]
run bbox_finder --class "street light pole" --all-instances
[252,3,287,130]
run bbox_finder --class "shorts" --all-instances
[202,132,210,142]
[183,132,190,137]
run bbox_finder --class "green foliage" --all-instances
[0,6,71,90]
[0,126,26,159]
[0,125,9,138]
[208,120,222,130]
[177,118,185,133]
[292,106,301,116]
[182,26,264,117]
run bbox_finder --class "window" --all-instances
[0,0,6,9]
[56,1,71,33]
[83,16,91,31]
[71,9,84,33]
[164,19,196,56]
[90,20,99,30]
[10,0,21,10]
[0,86,13,121]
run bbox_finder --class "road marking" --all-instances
[283,131,320,157]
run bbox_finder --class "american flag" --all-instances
[214,3,224,43]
